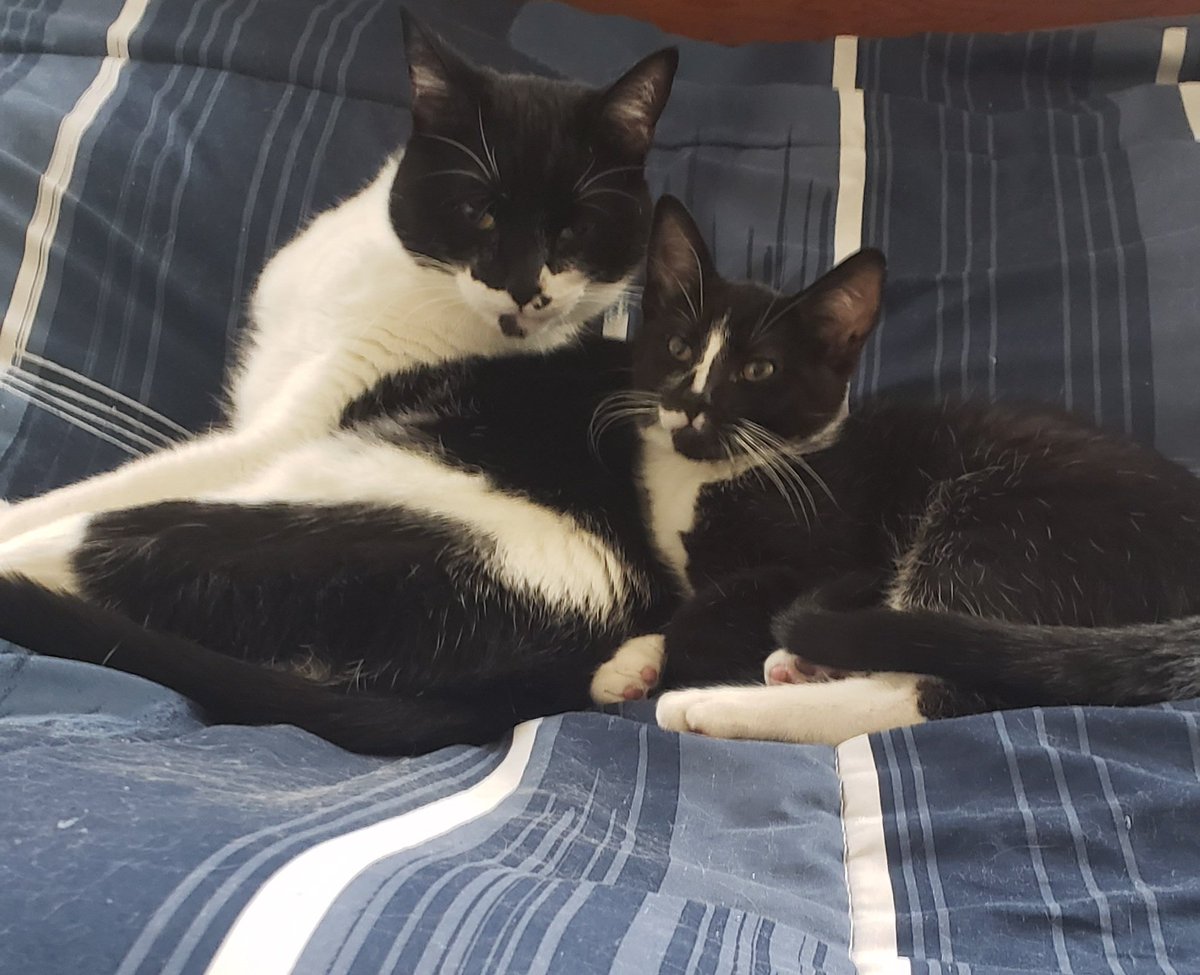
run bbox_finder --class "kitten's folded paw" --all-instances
[763,648,849,685]
[656,686,763,740]
[590,633,664,704]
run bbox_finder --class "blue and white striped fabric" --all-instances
[1,2,1199,972]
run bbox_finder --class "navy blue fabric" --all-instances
[2,1,1200,972]
[872,702,1200,974]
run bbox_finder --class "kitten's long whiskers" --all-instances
[416,169,490,186]
[578,187,642,205]
[418,133,494,185]
[576,164,643,193]
[666,269,700,325]
[750,293,780,342]
[588,390,659,457]
[732,428,809,527]
[744,419,839,509]
[477,105,501,182]
[746,426,820,522]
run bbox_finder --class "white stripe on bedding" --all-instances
[204,720,542,975]
[0,0,152,366]
[837,734,911,975]
[832,37,866,262]
[1156,27,1187,85]
[1181,83,1200,141]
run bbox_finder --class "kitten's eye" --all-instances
[667,335,692,362]
[460,201,495,231]
[561,218,595,245]
[742,359,776,382]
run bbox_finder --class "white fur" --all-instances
[689,320,727,394]
[205,434,633,622]
[0,155,629,545]
[590,632,664,704]
[637,427,742,592]
[655,674,926,745]
[0,513,88,593]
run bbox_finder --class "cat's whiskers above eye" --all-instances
[415,168,491,187]
[418,133,497,186]
[574,164,644,194]
[476,105,502,183]
[577,186,642,206]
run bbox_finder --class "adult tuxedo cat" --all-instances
[592,197,1200,744]
[0,20,679,754]
[0,14,676,541]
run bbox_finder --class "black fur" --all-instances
[392,12,677,313]
[0,577,544,755]
[33,338,674,753]
[637,197,1200,717]
[0,30,681,756]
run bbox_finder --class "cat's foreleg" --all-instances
[0,431,264,544]
[655,675,927,745]
[0,513,89,593]
[590,565,811,705]
[590,633,666,704]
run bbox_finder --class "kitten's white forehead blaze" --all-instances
[690,316,729,394]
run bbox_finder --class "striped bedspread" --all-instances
[1,1,1199,972]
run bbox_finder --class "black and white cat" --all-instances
[0,14,675,540]
[592,196,1200,744]
[0,19,679,754]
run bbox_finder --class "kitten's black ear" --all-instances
[798,249,886,376]
[401,10,474,130]
[643,195,714,321]
[596,48,679,158]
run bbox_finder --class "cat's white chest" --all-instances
[639,436,736,594]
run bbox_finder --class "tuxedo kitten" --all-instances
[0,13,677,542]
[592,196,1200,745]
[0,22,679,755]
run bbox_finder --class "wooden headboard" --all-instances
[570,0,1195,43]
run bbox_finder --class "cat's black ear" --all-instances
[401,10,474,130]
[643,195,714,322]
[798,249,886,376]
[596,48,679,158]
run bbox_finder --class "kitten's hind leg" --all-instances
[656,674,928,745]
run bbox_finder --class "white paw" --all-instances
[656,685,764,740]
[590,633,664,704]
[763,648,849,685]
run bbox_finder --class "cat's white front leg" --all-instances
[0,428,264,543]
[656,674,926,745]
[0,513,89,593]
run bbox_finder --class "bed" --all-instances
[1,1,1198,971]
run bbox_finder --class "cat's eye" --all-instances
[742,359,776,382]
[561,219,595,244]
[667,335,692,362]
[460,201,495,231]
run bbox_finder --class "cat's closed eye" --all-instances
[667,335,692,362]
[741,359,775,382]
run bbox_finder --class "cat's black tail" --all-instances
[0,577,535,755]
[776,605,1200,707]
